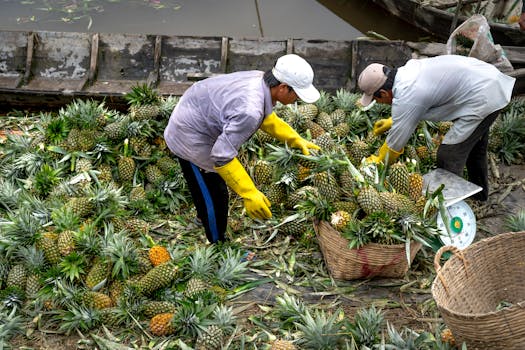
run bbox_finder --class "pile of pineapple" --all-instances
[238,89,446,248]
[0,85,254,349]
[0,82,522,348]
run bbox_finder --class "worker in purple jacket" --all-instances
[164,54,320,243]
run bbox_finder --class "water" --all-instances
[0,0,432,41]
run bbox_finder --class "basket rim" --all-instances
[314,220,417,249]
[431,230,525,318]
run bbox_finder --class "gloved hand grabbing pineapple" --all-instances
[260,112,320,155]
[215,158,272,220]
[366,141,403,165]
[373,117,392,136]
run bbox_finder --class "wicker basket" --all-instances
[431,231,525,349]
[314,220,422,280]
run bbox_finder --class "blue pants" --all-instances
[176,157,229,243]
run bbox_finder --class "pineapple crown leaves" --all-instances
[397,214,440,248]
[385,322,437,349]
[51,206,81,232]
[0,286,25,311]
[101,226,139,279]
[504,208,525,232]
[58,98,106,130]
[314,90,335,114]
[0,178,23,213]
[59,252,87,282]
[86,183,129,220]
[347,306,384,347]
[295,191,334,222]
[295,308,344,349]
[43,116,70,144]
[124,83,161,106]
[15,245,46,273]
[211,304,236,332]
[172,299,217,338]
[34,163,64,197]
[1,206,44,249]
[332,88,360,113]
[54,304,100,335]
[186,245,218,281]
[0,306,24,343]
[214,248,249,289]
[274,292,308,326]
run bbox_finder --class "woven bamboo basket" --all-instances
[314,220,422,280]
[431,231,525,349]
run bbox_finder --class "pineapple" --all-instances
[312,171,341,202]
[82,291,113,309]
[148,245,171,267]
[313,133,336,152]
[271,340,297,350]
[125,83,161,121]
[137,250,154,274]
[37,232,61,265]
[144,164,165,185]
[332,122,350,138]
[149,312,176,336]
[142,300,177,319]
[408,172,424,202]
[195,324,223,350]
[305,120,326,139]
[297,103,318,121]
[440,328,456,346]
[437,121,453,135]
[184,277,210,298]
[157,155,179,175]
[129,184,147,202]
[104,116,130,141]
[57,230,76,256]
[287,185,319,209]
[66,196,94,218]
[379,191,416,216]
[279,214,311,237]
[6,264,27,290]
[96,163,114,183]
[357,186,383,215]
[253,159,274,186]
[85,257,111,289]
[129,136,152,157]
[118,139,136,183]
[98,307,126,327]
[314,90,334,114]
[124,218,150,236]
[254,129,274,145]
[348,139,371,164]
[136,261,179,296]
[295,309,343,349]
[330,210,351,231]
[388,162,410,196]
[316,111,334,132]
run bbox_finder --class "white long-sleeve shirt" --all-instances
[164,71,274,172]
[387,55,515,151]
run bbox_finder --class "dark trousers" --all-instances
[176,157,229,243]
[436,110,500,201]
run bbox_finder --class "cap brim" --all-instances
[294,84,320,104]
[359,93,374,107]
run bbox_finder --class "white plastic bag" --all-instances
[446,14,513,72]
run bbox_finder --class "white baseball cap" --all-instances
[272,54,320,103]
[358,63,388,107]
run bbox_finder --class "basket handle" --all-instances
[433,245,462,273]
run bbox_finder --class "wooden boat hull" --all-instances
[0,30,523,112]
[369,0,525,47]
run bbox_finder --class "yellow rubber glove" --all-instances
[260,112,320,155]
[214,158,272,220]
[366,142,403,165]
[373,117,393,136]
